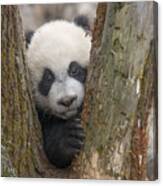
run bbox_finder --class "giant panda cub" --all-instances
[27,16,91,168]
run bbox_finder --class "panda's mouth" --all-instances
[55,103,83,119]
[55,108,77,119]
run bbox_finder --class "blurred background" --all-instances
[19,3,97,33]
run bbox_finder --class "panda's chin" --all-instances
[55,110,77,120]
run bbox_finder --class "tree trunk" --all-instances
[1,5,80,178]
[76,2,158,180]
[2,5,42,177]
[1,3,157,180]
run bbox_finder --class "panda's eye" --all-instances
[44,69,54,82]
[38,68,55,96]
[68,61,87,83]
[68,61,80,76]
[69,63,79,76]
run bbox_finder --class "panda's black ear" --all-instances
[25,30,34,47]
[74,15,90,31]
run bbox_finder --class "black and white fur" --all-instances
[26,16,91,168]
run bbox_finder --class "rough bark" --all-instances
[2,5,42,177]
[1,5,79,178]
[76,2,158,180]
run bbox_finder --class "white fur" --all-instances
[27,20,91,118]
[49,77,84,118]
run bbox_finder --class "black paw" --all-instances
[44,117,85,168]
[63,118,85,156]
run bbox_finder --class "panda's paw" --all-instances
[64,118,85,156]
[45,118,85,168]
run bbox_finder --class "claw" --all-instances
[69,131,85,140]
[67,138,84,149]
[67,124,83,130]
[74,118,81,122]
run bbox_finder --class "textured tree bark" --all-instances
[1,5,80,178]
[77,2,158,180]
[2,5,43,177]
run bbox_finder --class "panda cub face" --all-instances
[27,19,91,119]
[38,61,87,119]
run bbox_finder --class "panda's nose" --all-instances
[58,95,77,107]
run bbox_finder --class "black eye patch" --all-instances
[38,68,55,96]
[68,61,87,83]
